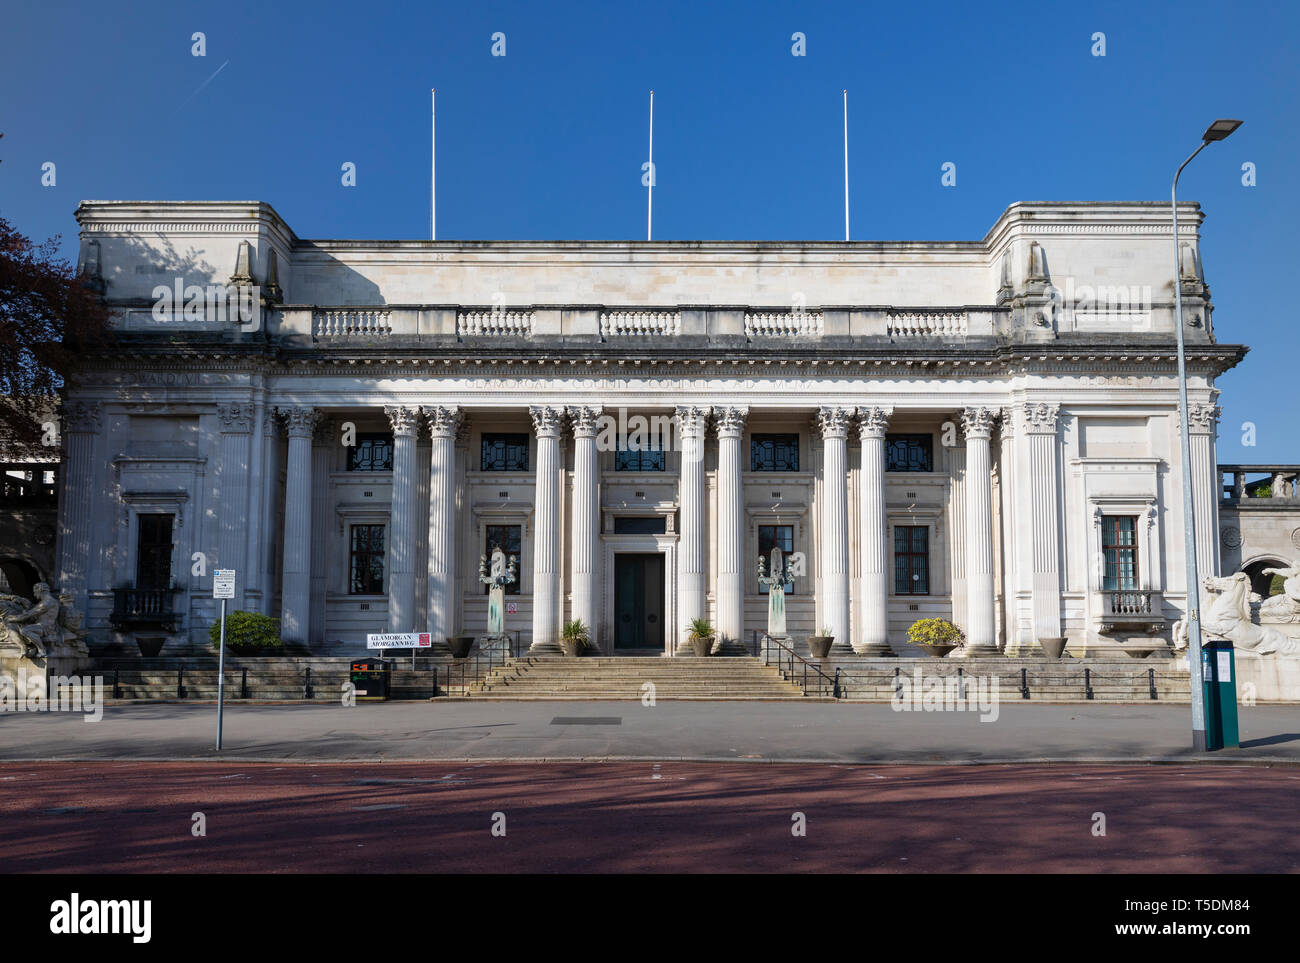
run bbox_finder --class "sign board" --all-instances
[1217,651,1232,682]
[506,602,517,614]
[213,569,236,600]
[366,632,432,650]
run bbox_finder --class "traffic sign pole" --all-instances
[216,597,227,750]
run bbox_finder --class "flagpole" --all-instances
[647,90,654,241]
[843,89,849,241]
[436,87,441,240]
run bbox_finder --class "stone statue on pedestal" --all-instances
[478,547,518,638]
[757,546,795,639]
[0,584,89,660]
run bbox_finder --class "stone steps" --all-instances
[471,656,808,700]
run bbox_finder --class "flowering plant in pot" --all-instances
[688,618,714,657]
[560,619,589,657]
[907,617,964,657]
[806,627,834,659]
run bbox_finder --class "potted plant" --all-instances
[560,618,589,657]
[907,617,965,657]
[806,627,835,659]
[446,629,476,659]
[209,611,283,657]
[688,618,715,657]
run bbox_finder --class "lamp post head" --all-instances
[1202,119,1242,142]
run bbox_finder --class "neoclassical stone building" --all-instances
[59,200,1245,658]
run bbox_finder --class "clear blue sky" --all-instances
[2,0,1295,461]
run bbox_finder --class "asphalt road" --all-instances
[1,761,1296,873]
[1,700,1298,764]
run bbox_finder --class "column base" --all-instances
[853,643,896,657]
[957,643,1002,658]
[829,640,856,656]
[528,641,563,656]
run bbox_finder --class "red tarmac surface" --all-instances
[1,761,1297,873]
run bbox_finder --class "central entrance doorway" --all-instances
[614,553,665,650]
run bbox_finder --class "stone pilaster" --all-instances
[216,403,254,608]
[713,406,748,649]
[243,399,266,613]
[568,406,602,651]
[817,407,854,654]
[423,405,463,648]
[309,417,333,646]
[961,407,999,655]
[386,405,421,632]
[259,412,281,616]
[675,406,710,654]
[1020,403,1063,648]
[1184,403,1222,581]
[57,401,101,613]
[275,406,319,644]
[856,405,894,655]
[529,406,566,653]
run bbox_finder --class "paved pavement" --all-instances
[1,700,1298,764]
[2,761,1296,872]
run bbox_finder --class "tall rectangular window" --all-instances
[886,434,934,472]
[348,433,394,472]
[1102,516,1139,590]
[758,524,795,594]
[136,514,174,590]
[484,524,522,594]
[751,434,799,472]
[481,433,530,472]
[893,525,930,595]
[349,524,386,594]
[614,447,665,472]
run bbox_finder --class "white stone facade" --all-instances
[63,200,1245,657]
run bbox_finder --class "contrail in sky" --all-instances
[169,59,230,118]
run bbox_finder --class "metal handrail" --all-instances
[757,632,840,697]
[444,630,521,696]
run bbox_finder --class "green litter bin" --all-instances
[1201,640,1239,750]
[350,659,390,702]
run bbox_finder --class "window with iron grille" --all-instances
[484,524,522,594]
[136,514,174,590]
[614,446,666,471]
[750,434,799,472]
[349,524,386,594]
[886,434,933,472]
[758,524,796,594]
[893,525,930,595]
[348,433,394,472]
[1102,516,1140,590]
[481,433,530,472]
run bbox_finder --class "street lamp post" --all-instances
[1172,118,1241,752]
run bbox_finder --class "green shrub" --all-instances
[907,617,965,648]
[209,610,283,655]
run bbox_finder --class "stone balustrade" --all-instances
[744,311,824,338]
[600,311,681,337]
[313,309,392,338]
[887,310,968,337]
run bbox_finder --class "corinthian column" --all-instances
[568,406,602,650]
[386,405,421,632]
[713,406,748,649]
[423,405,462,648]
[57,401,100,615]
[857,405,894,655]
[1020,403,1063,645]
[818,407,854,654]
[216,403,254,608]
[530,406,566,654]
[961,407,998,654]
[1184,403,1222,580]
[675,406,710,654]
[276,406,319,645]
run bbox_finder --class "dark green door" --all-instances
[614,554,664,649]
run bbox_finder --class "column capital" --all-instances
[422,405,464,439]
[712,406,748,438]
[63,401,101,434]
[217,403,254,433]
[674,405,710,436]
[1182,403,1221,435]
[816,406,854,439]
[275,406,320,439]
[384,404,421,438]
[855,405,894,440]
[1017,402,1060,435]
[567,405,603,438]
[529,405,566,438]
[312,415,335,445]
[960,406,998,441]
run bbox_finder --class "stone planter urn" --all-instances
[690,636,713,657]
[1038,637,1068,660]
[807,636,834,659]
[446,636,476,659]
[560,637,585,658]
[919,643,958,658]
[136,636,165,658]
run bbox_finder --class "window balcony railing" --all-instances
[110,587,183,630]
[1097,589,1164,634]
[1220,464,1300,502]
